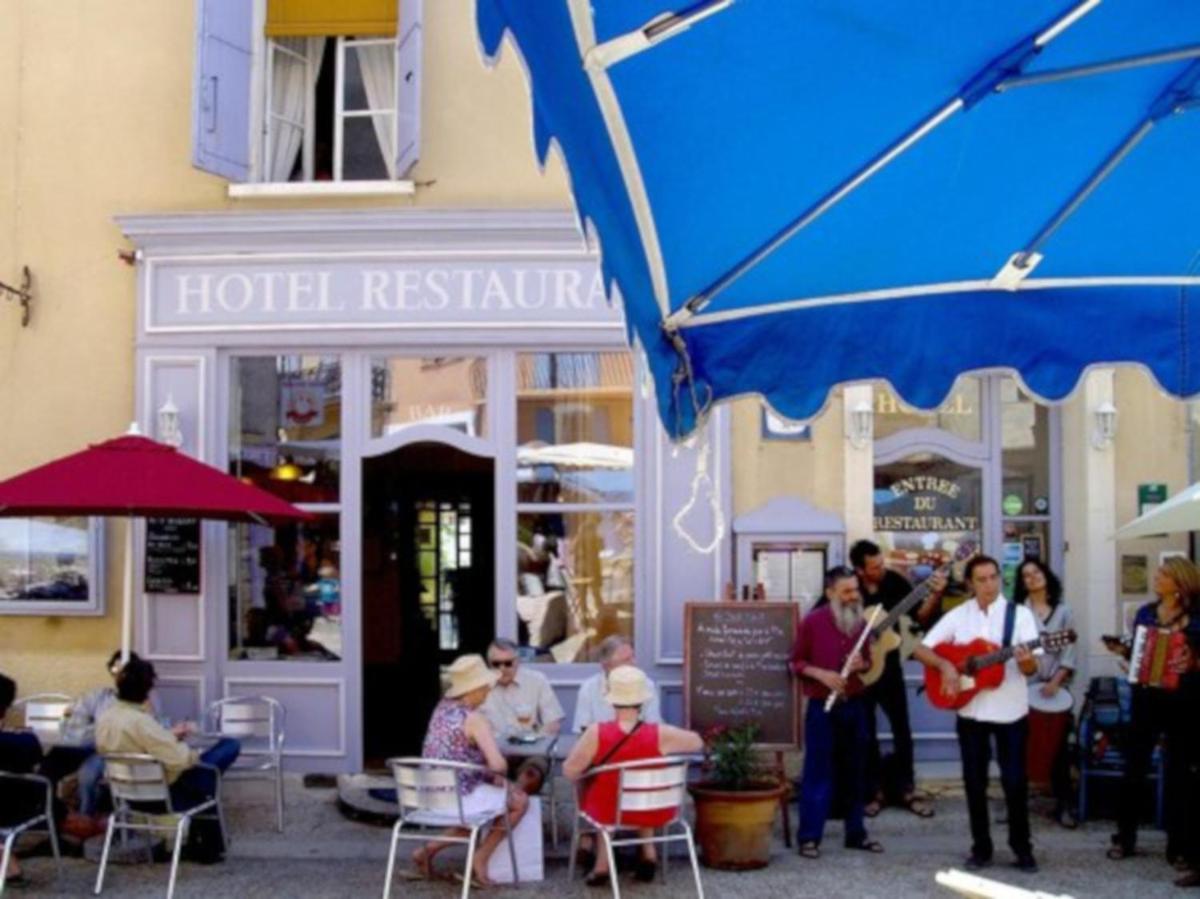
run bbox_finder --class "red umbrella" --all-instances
[0,428,312,658]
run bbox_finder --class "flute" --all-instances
[824,605,883,712]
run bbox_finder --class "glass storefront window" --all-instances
[516,511,634,663]
[228,515,341,661]
[415,499,474,653]
[874,454,982,608]
[229,356,341,504]
[874,377,983,443]
[516,352,634,504]
[370,357,488,438]
[1001,378,1051,514]
[0,517,92,605]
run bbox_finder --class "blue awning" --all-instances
[476,0,1200,437]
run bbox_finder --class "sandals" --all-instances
[798,841,821,859]
[902,795,934,819]
[847,839,885,854]
[634,859,657,882]
[585,870,611,887]
[1107,845,1135,860]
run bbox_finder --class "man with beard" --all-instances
[851,539,944,818]
[789,567,882,858]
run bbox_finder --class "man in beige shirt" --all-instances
[96,659,240,818]
[480,638,564,794]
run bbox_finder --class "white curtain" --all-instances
[356,43,396,179]
[267,37,325,182]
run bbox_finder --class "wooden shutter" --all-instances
[192,0,255,181]
[393,0,423,176]
[267,0,397,37]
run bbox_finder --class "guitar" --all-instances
[925,629,1077,711]
[860,541,977,687]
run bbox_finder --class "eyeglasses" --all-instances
[489,659,515,669]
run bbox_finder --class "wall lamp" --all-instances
[1,266,33,327]
[847,399,874,449]
[1092,400,1118,450]
[157,395,184,449]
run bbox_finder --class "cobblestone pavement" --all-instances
[11,776,1185,898]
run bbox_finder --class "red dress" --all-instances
[580,722,674,827]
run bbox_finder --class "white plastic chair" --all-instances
[568,756,704,899]
[13,694,73,745]
[382,758,520,899]
[204,696,285,831]
[93,753,227,899]
[0,771,61,896]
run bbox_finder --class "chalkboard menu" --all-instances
[144,518,201,594]
[684,602,800,747]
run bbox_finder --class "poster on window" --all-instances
[280,380,325,428]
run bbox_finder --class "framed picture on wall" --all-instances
[0,517,106,616]
[761,407,811,441]
[1121,554,1149,595]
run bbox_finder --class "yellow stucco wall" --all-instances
[0,0,571,698]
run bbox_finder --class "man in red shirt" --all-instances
[789,566,882,858]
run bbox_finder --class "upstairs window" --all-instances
[193,0,422,185]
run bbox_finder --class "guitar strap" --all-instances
[1002,600,1017,649]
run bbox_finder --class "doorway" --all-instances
[361,441,495,765]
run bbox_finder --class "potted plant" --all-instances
[688,725,788,870]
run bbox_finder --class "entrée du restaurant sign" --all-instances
[874,474,980,533]
[144,257,621,332]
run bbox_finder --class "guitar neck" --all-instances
[872,574,938,635]
[966,638,1040,673]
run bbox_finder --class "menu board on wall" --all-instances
[144,518,201,594]
[684,602,800,748]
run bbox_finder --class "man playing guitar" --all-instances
[913,555,1040,873]
[851,539,945,818]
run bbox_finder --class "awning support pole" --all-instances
[998,44,1200,92]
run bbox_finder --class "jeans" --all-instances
[797,697,869,847]
[78,752,107,816]
[865,653,915,799]
[169,738,240,811]
[956,716,1031,860]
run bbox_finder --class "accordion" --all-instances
[1128,625,1187,690]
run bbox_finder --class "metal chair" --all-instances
[93,753,227,899]
[568,756,703,899]
[205,695,285,831]
[382,758,520,899]
[12,694,73,745]
[0,771,61,897]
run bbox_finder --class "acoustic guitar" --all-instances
[924,628,1077,711]
[860,541,977,687]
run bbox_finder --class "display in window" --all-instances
[0,517,91,603]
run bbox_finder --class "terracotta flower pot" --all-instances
[688,780,787,870]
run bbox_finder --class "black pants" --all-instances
[865,653,915,799]
[957,716,1031,860]
[1116,687,1190,856]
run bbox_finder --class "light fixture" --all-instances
[847,399,874,449]
[1092,400,1118,449]
[156,395,183,448]
[269,456,303,481]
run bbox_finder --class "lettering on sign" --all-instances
[147,258,623,331]
[684,602,800,747]
[875,470,980,534]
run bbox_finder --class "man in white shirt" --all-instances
[913,555,1040,873]
[572,636,661,733]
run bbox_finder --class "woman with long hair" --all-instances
[1014,557,1077,828]
[1104,557,1200,887]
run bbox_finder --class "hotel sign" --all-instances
[143,256,623,332]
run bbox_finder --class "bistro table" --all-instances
[499,732,581,848]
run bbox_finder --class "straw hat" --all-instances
[445,654,498,699]
[605,665,653,707]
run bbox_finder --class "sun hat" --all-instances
[604,665,654,707]
[445,654,498,699]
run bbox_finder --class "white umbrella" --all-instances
[1115,482,1200,539]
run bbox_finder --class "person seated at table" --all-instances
[0,672,46,887]
[96,659,240,861]
[573,636,661,733]
[44,650,164,839]
[564,666,704,886]
[415,654,529,888]
[480,638,565,795]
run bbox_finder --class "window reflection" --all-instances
[229,516,341,661]
[0,517,90,602]
[370,357,487,438]
[229,356,341,504]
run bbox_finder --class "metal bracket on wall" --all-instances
[0,265,33,326]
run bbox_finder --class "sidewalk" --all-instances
[14,775,1185,898]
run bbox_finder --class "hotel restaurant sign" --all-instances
[142,255,623,332]
[874,474,980,533]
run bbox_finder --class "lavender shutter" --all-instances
[393,0,423,177]
[192,0,255,181]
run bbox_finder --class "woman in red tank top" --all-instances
[564,666,704,886]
